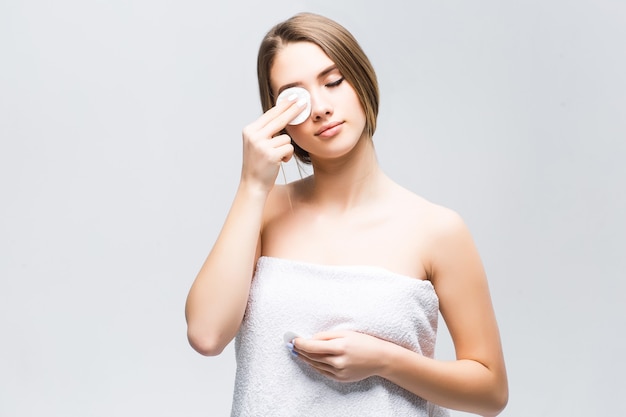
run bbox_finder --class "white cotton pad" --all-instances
[283,331,300,344]
[276,87,311,125]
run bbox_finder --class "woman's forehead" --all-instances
[270,42,335,92]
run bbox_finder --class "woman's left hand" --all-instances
[292,330,388,383]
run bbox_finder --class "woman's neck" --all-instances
[307,135,387,212]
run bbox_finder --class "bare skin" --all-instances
[186,41,508,416]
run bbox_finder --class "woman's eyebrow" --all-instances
[317,64,338,79]
[276,65,339,95]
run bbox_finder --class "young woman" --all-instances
[185,12,508,417]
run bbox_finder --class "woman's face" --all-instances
[270,41,367,162]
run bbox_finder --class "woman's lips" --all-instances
[315,121,344,138]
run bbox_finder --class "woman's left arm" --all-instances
[293,210,508,417]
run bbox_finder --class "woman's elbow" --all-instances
[482,383,509,417]
[495,385,509,415]
[187,328,229,356]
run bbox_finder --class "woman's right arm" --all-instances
[185,96,305,356]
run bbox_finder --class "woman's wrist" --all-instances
[374,339,426,383]
[237,178,273,200]
[374,338,403,379]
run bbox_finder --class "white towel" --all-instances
[231,256,450,417]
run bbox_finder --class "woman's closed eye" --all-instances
[326,77,344,88]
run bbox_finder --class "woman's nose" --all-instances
[309,90,333,121]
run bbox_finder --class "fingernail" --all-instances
[296,98,307,107]
[287,93,298,101]
[286,342,294,350]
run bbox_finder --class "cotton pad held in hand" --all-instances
[276,87,311,125]
[283,331,300,356]
[283,331,300,344]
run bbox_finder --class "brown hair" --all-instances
[257,12,379,164]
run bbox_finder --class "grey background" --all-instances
[1,0,624,416]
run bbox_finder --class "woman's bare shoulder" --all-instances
[387,182,478,280]
[388,181,464,230]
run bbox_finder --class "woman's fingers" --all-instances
[249,95,307,137]
[241,126,295,191]
[297,354,337,373]
[291,338,338,366]
[267,134,294,159]
[239,95,304,191]
[270,140,295,163]
[291,331,385,383]
[293,346,354,382]
[294,336,344,356]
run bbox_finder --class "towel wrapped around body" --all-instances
[231,256,450,417]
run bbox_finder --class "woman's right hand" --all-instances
[240,94,306,193]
